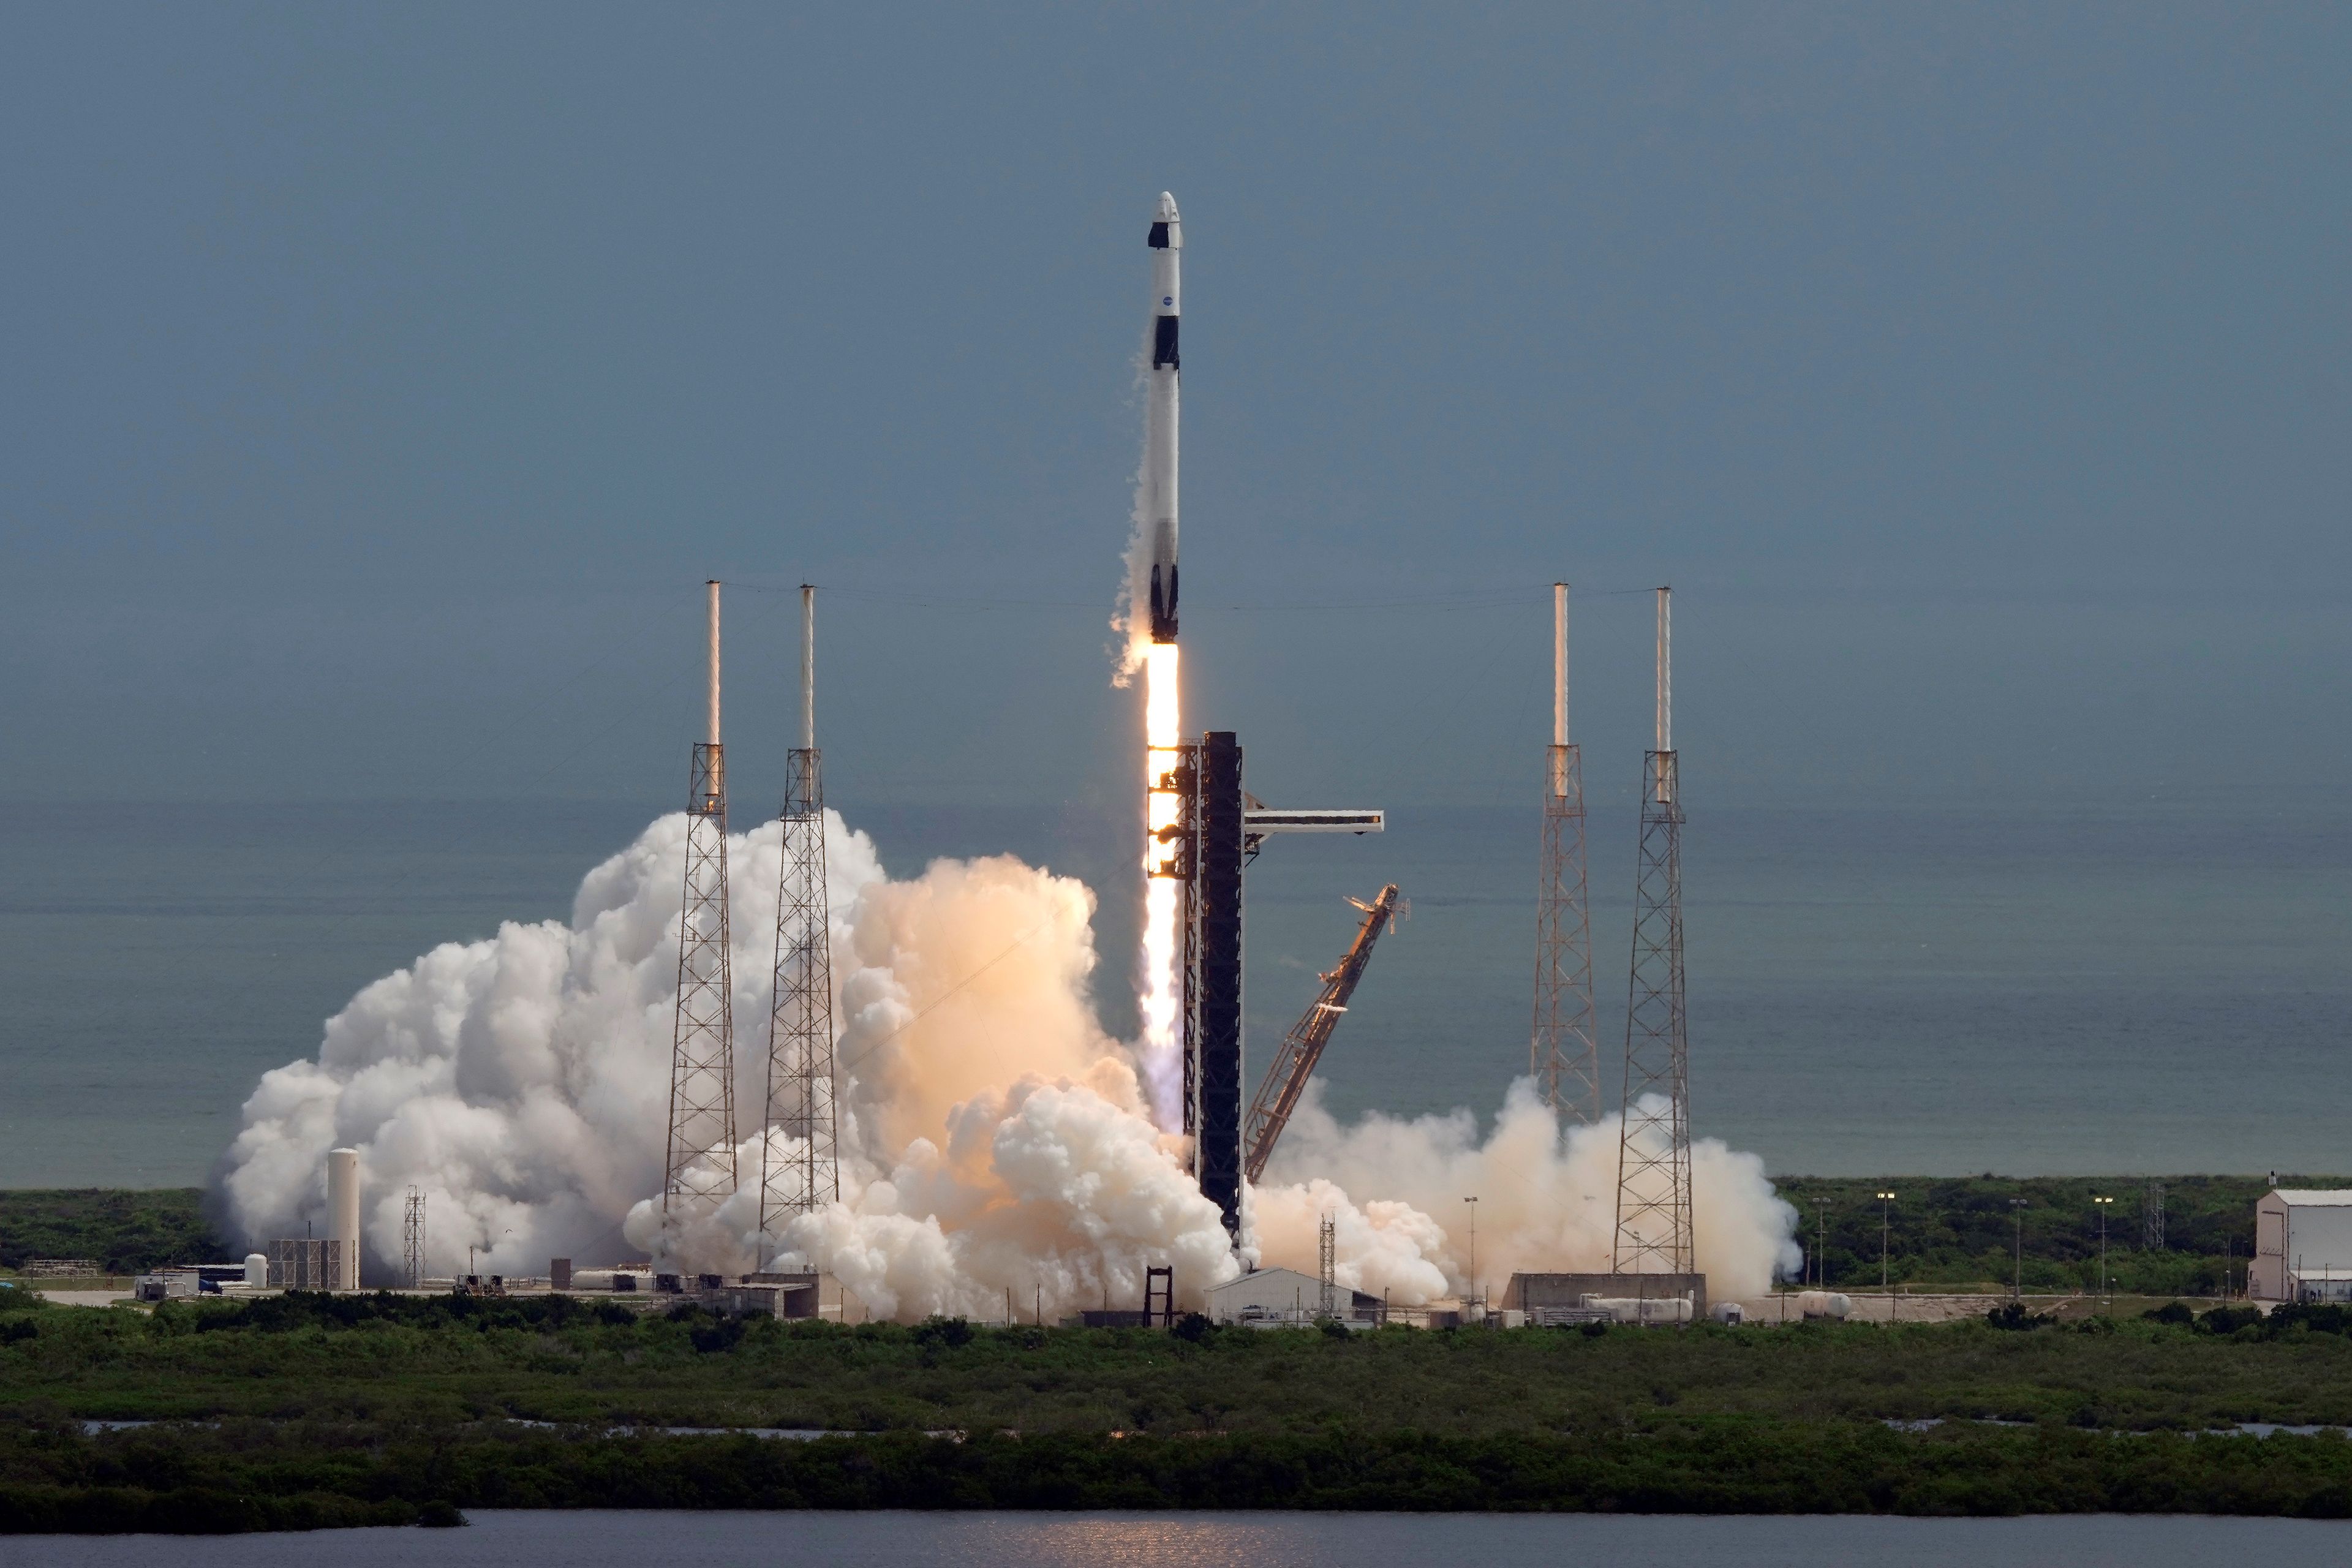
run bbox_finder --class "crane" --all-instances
[1242,884,1403,1183]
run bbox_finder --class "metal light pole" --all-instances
[2010,1197,2029,1300]
[1814,1197,1830,1288]
[2092,1196,2113,1307]
[1464,1196,1479,1316]
[1877,1190,1896,1322]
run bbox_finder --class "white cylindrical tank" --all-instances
[244,1253,268,1290]
[326,1148,361,1291]
[1797,1290,1852,1320]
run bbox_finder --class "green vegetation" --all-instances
[0,1189,222,1275]
[1771,1175,2321,1295]
[10,1415,2352,1529]
[12,1289,2352,1434]
[12,1289,2352,1527]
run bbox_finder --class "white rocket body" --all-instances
[1144,191,1181,643]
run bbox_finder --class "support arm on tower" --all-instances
[1242,885,1404,1183]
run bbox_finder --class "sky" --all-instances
[2,3,2346,819]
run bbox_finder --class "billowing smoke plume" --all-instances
[214,815,1798,1316]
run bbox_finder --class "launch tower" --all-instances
[1531,582,1600,1123]
[662,581,739,1229]
[760,584,840,1262]
[1612,587,1693,1275]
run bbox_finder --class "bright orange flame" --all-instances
[1140,643,1182,1112]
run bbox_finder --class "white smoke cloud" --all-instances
[213,815,1798,1317]
[1251,1077,1802,1303]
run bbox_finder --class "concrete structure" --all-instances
[2252,1189,2352,1302]
[1206,1266,1381,1326]
[1505,1271,1707,1322]
[326,1147,361,1290]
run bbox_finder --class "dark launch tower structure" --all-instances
[1531,582,1600,1124]
[663,581,739,1223]
[760,585,839,1264]
[1190,733,1246,1239]
[1613,587,1694,1275]
[1170,732,1383,1244]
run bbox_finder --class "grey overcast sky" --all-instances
[2,3,2345,816]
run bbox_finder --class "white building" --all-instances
[1206,1266,1381,1325]
[2250,1189,2352,1302]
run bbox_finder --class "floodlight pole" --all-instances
[2093,1196,2113,1308]
[1877,1190,1896,1323]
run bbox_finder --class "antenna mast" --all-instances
[1613,586,1693,1275]
[761,584,840,1264]
[662,581,739,1243]
[1531,582,1599,1123]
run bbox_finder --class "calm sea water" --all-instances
[10,1510,2352,1566]
[1,797,2345,1187]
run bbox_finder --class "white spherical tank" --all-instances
[326,1148,361,1291]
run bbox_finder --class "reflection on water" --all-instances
[10,1510,2352,1568]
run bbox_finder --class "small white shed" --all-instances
[2250,1189,2352,1302]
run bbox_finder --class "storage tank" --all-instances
[243,1253,268,1289]
[1796,1290,1852,1320]
[326,1148,361,1291]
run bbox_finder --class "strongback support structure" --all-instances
[1194,733,1247,1240]
[1171,731,1383,1245]
[663,581,739,1227]
[1243,884,1402,1182]
[1613,587,1694,1276]
[1532,582,1600,1123]
[760,584,839,1264]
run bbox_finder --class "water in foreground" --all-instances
[10,1511,2352,1568]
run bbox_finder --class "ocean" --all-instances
[1,796,2344,1188]
[9,1509,2351,1567]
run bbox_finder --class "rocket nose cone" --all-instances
[1157,191,1180,222]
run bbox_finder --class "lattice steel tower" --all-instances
[662,581,739,1230]
[760,585,840,1265]
[401,1186,426,1289]
[1613,586,1693,1275]
[1532,582,1600,1123]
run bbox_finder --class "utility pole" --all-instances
[2092,1196,2114,1307]
[1877,1190,1896,1322]
[2010,1197,2029,1300]
[1464,1196,1479,1315]
[1814,1197,1830,1288]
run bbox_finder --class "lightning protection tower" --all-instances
[1531,582,1600,1123]
[662,581,739,1229]
[2143,1180,2167,1251]
[401,1186,425,1290]
[1613,586,1693,1275]
[760,584,840,1265]
[1318,1213,1338,1319]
